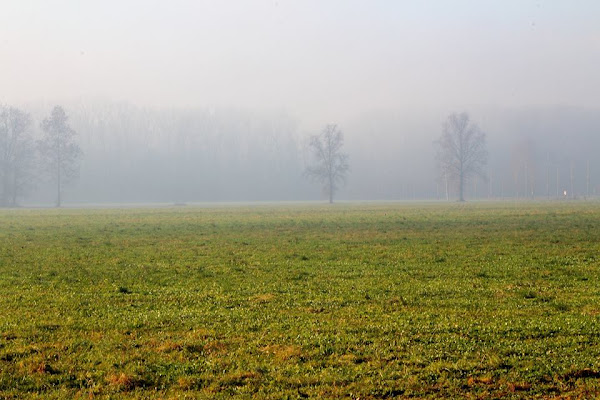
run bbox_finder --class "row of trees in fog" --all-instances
[0,100,598,205]
[0,105,81,207]
[1,102,349,206]
[434,111,597,202]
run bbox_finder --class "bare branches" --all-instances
[305,124,349,203]
[38,106,83,207]
[435,112,487,201]
[0,105,35,206]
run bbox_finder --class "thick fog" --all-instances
[1,1,599,204]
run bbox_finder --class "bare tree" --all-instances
[0,105,36,206]
[435,112,487,202]
[305,124,349,203]
[38,106,82,207]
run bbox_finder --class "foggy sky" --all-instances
[2,1,600,128]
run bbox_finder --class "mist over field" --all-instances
[1,1,599,204]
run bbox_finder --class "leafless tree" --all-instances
[38,106,82,207]
[305,124,349,203]
[0,105,36,206]
[435,112,487,202]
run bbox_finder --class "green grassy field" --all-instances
[0,202,599,399]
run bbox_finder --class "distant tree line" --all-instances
[65,104,308,203]
[1,101,597,206]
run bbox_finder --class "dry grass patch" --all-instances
[249,293,275,304]
[467,376,494,386]
[507,381,532,392]
[218,371,261,386]
[581,305,600,316]
[202,340,227,355]
[261,344,302,361]
[105,372,141,391]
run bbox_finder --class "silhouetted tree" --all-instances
[0,105,36,206]
[435,112,487,201]
[305,124,349,203]
[39,106,82,207]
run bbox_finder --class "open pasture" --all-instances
[0,202,599,399]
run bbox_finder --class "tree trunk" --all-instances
[488,168,492,199]
[57,138,62,207]
[1,171,8,206]
[11,170,17,206]
[444,171,449,201]
[459,173,464,201]
[57,160,61,208]
[524,162,528,199]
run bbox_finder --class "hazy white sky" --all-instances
[2,1,599,124]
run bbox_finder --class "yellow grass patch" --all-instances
[249,293,275,303]
[467,376,494,386]
[582,305,600,316]
[105,372,137,391]
[261,344,302,361]
[177,376,196,390]
[203,340,227,355]
[156,340,183,353]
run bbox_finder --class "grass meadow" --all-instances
[0,202,599,399]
